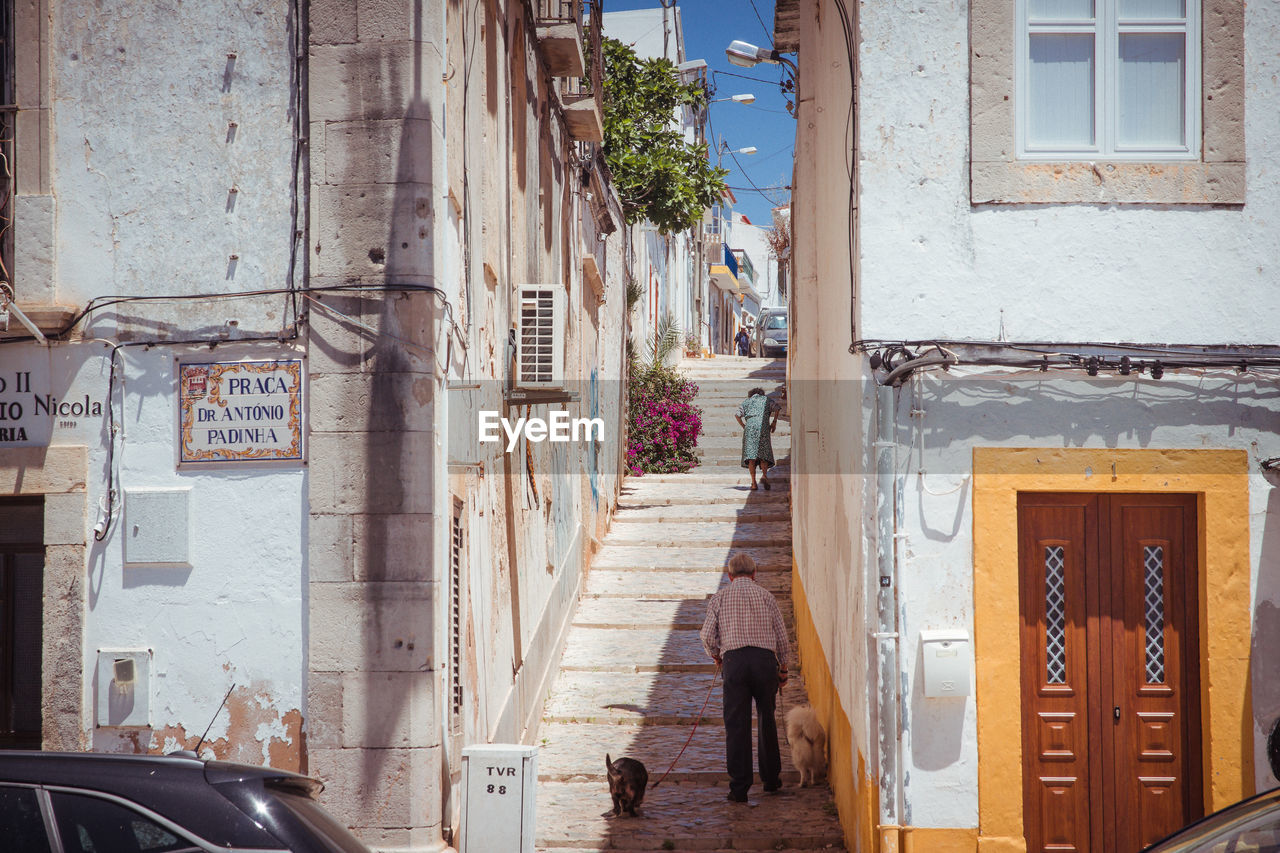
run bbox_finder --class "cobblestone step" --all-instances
[537,781,844,851]
[604,522,791,548]
[617,491,788,508]
[620,473,791,494]
[535,360,841,851]
[537,845,844,850]
[541,672,811,725]
[583,571,793,600]
[559,627,800,674]
[573,599,708,629]
[560,628,719,673]
[612,504,789,523]
[590,546,793,571]
[694,445,790,458]
[537,722,807,783]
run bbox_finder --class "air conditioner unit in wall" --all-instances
[515,285,565,388]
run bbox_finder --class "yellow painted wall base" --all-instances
[976,836,1029,853]
[793,560,875,852]
[903,827,981,853]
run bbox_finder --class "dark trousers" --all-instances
[721,645,781,797]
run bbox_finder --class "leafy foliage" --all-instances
[644,312,682,372]
[625,275,644,310]
[626,314,701,475]
[626,363,702,475]
[601,38,728,234]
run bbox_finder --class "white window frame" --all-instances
[1015,0,1200,160]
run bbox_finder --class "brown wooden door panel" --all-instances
[1107,496,1201,853]
[1018,493,1201,853]
[1039,777,1088,852]
[1019,496,1096,853]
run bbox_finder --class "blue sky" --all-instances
[602,0,796,226]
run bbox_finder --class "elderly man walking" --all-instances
[700,553,790,802]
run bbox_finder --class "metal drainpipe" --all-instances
[872,351,957,850]
[873,380,903,849]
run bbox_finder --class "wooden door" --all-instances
[1018,493,1201,853]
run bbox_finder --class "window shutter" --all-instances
[515,286,565,388]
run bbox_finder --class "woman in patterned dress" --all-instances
[735,387,781,491]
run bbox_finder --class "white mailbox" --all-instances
[461,744,538,853]
[920,629,971,698]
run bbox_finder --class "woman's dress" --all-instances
[738,393,779,468]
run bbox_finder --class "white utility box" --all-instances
[460,744,538,853]
[920,629,972,698]
[96,649,152,727]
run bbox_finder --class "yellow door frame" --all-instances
[972,447,1254,853]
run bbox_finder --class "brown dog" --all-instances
[605,753,648,817]
[785,705,827,787]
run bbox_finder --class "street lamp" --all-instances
[711,93,756,105]
[718,141,757,166]
[725,39,798,74]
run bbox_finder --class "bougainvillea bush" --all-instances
[626,365,702,475]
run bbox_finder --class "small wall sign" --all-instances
[178,360,303,464]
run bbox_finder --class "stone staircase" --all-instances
[534,356,847,852]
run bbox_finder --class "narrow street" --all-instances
[535,356,847,851]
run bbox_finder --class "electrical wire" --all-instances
[285,0,308,329]
[0,283,467,348]
[747,0,775,48]
[831,0,859,356]
[95,327,303,542]
[711,68,784,86]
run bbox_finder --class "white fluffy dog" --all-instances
[785,704,827,787]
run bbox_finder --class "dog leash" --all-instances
[650,666,721,789]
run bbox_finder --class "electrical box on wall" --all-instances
[460,744,537,853]
[96,649,152,727]
[124,489,190,565]
[920,629,971,698]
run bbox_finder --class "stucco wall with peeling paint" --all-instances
[4,0,307,763]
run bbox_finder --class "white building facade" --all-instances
[782,0,1280,851]
[0,1,627,850]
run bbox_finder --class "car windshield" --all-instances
[268,788,373,853]
[1145,789,1280,852]
[766,315,787,330]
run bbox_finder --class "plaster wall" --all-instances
[0,336,308,763]
[50,0,298,333]
[788,4,875,847]
[1,0,306,761]
[885,367,1279,826]
[87,343,307,765]
[853,0,1280,344]
[602,8,684,64]
[434,8,626,844]
[732,217,777,312]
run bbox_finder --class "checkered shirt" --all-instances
[700,576,789,668]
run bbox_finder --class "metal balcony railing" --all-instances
[733,250,756,287]
[536,0,579,23]
[721,244,739,279]
[559,0,602,102]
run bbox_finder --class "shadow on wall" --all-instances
[902,375,1280,464]
[304,0,443,836]
[1252,488,1280,789]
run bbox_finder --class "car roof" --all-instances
[0,751,311,848]
[0,750,309,785]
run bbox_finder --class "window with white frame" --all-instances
[1017,0,1199,159]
